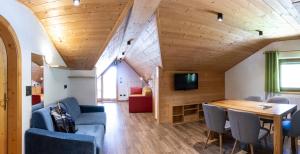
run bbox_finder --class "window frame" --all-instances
[279,58,300,92]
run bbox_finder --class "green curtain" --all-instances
[265,51,279,97]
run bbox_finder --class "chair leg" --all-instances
[204,130,211,148]
[219,134,223,154]
[250,144,254,154]
[269,124,272,131]
[231,139,238,154]
[291,137,297,154]
[262,122,265,128]
[264,137,268,148]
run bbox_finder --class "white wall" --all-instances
[117,61,143,100]
[0,0,69,152]
[69,70,97,105]
[225,39,300,106]
[44,66,70,105]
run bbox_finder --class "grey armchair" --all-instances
[282,110,300,154]
[203,104,230,154]
[244,96,263,102]
[228,109,269,154]
[262,97,290,129]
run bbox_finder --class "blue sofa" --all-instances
[25,97,106,154]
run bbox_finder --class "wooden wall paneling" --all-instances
[159,70,225,123]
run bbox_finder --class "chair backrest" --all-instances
[291,110,300,136]
[203,104,227,133]
[267,97,289,104]
[228,109,260,144]
[245,96,263,102]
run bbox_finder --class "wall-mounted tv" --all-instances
[174,73,198,90]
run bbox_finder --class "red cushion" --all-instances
[32,95,41,105]
[130,87,142,95]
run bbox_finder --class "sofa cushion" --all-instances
[130,87,142,95]
[76,125,105,154]
[142,87,152,96]
[75,112,106,127]
[60,97,81,120]
[31,108,55,131]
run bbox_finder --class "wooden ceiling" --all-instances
[19,0,131,69]
[125,14,162,80]
[158,0,300,71]
[19,0,300,73]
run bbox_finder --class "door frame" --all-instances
[0,16,22,154]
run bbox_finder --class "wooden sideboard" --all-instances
[170,103,205,124]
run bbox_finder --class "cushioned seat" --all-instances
[76,125,105,154]
[76,112,106,126]
[282,119,292,136]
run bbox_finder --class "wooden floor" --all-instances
[101,102,298,154]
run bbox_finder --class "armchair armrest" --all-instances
[25,128,96,154]
[80,105,105,113]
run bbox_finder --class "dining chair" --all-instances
[228,109,269,154]
[267,97,289,104]
[203,104,230,154]
[282,110,300,154]
[244,96,263,102]
[262,97,290,129]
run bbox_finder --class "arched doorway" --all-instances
[0,16,22,154]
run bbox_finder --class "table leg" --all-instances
[273,116,283,154]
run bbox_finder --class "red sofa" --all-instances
[32,95,41,105]
[129,87,152,113]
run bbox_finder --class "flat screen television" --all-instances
[174,73,198,90]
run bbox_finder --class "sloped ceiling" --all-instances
[20,0,300,75]
[124,15,162,80]
[158,0,300,71]
[19,0,131,69]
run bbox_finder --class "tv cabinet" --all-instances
[171,103,205,124]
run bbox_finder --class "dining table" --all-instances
[210,100,297,154]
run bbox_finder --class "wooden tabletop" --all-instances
[210,100,297,117]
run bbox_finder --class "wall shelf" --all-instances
[171,103,205,124]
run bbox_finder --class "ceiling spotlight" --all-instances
[73,0,80,6]
[257,30,263,36]
[217,13,223,22]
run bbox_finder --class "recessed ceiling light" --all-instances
[217,13,223,22]
[73,0,80,6]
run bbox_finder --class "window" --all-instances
[279,59,300,91]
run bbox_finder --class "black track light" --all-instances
[217,13,223,22]
[257,30,263,36]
